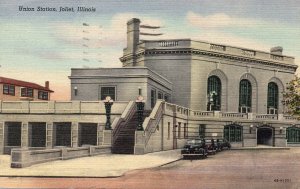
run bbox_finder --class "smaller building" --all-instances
[70,67,172,109]
[0,77,53,101]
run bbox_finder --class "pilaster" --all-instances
[71,122,79,147]
[21,123,28,148]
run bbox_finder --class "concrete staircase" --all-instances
[112,110,151,154]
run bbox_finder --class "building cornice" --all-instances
[120,48,298,72]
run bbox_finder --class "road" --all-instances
[1,149,300,189]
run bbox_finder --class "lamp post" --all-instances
[136,95,145,131]
[104,96,114,130]
[208,91,218,111]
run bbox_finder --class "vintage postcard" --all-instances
[0,0,300,188]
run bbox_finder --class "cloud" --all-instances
[186,11,261,29]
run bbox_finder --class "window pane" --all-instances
[28,88,33,97]
[151,89,156,108]
[267,82,278,114]
[207,76,221,111]
[101,87,115,100]
[199,124,206,138]
[3,84,9,94]
[239,79,252,112]
[9,85,15,95]
[224,126,229,141]
[21,88,26,97]
[158,92,163,99]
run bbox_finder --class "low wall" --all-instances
[11,146,111,168]
[287,143,300,147]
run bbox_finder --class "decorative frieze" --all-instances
[271,54,284,61]
[241,50,256,57]
[159,41,178,47]
[210,44,226,51]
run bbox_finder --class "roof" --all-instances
[0,77,54,92]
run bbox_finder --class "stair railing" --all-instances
[142,100,164,148]
[112,101,136,144]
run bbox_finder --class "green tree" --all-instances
[283,76,300,118]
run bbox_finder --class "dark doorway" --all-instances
[54,122,71,147]
[257,127,273,146]
[29,122,46,147]
[79,123,97,146]
[4,122,22,154]
[6,122,21,146]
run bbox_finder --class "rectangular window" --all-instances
[164,94,170,102]
[100,86,115,101]
[38,91,49,100]
[167,122,170,140]
[178,122,181,138]
[158,91,163,99]
[21,88,33,97]
[199,124,206,138]
[184,123,187,138]
[151,89,156,108]
[3,84,15,95]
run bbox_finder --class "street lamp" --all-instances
[136,95,145,131]
[208,91,218,111]
[279,126,283,134]
[104,96,114,130]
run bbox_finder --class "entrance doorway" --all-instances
[29,122,46,147]
[4,122,21,154]
[78,123,97,146]
[257,127,274,146]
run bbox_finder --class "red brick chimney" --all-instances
[45,81,49,89]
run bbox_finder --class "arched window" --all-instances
[267,82,278,114]
[207,76,221,111]
[239,79,252,113]
[224,124,242,142]
[287,127,300,143]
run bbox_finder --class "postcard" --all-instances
[0,0,299,188]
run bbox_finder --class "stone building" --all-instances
[1,18,300,167]
[69,18,300,149]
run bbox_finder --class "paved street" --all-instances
[1,148,300,189]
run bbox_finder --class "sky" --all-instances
[1,0,300,100]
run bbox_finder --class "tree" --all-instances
[283,76,300,118]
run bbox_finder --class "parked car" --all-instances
[205,139,217,155]
[216,138,231,150]
[181,139,208,159]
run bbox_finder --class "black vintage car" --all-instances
[216,138,231,150]
[205,139,217,155]
[181,139,208,159]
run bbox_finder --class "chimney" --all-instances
[270,46,283,55]
[126,18,140,66]
[45,81,49,89]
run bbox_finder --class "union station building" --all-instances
[1,18,300,164]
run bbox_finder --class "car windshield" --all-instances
[187,139,201,145]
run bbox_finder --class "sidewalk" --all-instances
[0,150,181,177]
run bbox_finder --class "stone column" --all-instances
[134,130,145,155]
[71,122,79,147]
[102,130,112,146]
[21,123,29,148]
[0,122,4,154]
[97,123,104,146]
[46,123,53,149]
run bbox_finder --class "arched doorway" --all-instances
[257,126,274,146]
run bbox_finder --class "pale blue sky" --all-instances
[0,0,299,99]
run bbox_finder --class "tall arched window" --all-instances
[267,82,278,114]
[239,79,252,113]
[207,76,221,111]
